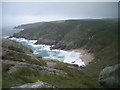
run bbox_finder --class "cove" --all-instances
[9,37,85,67]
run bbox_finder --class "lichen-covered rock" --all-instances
[2,60,67,76]
[2,38,33,54]
[99,64,120,88]
[11,81,55,88]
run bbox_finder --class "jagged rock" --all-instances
[21,59,25,62]
[11,81,55,88]
[34,54,42,58]
[35,38,56,45]
[99,64,120,88]
[46,62,57,68]
[51,41,75,50]
[2,38,67,76]
[2,38,33,54]
[2,60,67,76]
[9,36,13,38]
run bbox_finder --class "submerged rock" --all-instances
[11,81,55,88]
[99,64,120,88]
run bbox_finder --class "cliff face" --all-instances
[12,18,118,66]
[8,19,119,88]
[13,19,118,51]
[14,22,44,29]
[2,38,99,88]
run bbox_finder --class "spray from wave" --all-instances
[9,37,85,66]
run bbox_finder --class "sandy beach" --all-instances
[71,49,95,66]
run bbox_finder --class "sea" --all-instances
[2,27,85,67]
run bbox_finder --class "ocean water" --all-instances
[9,37,85,66]
[2,27,24,37]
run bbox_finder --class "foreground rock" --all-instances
[11,81,55,88]
[2,60,67,76]
[2,38,43,66]
[2,38,67,77]
[99,64,120,88]
[2,38,33,54]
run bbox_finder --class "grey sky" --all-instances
[2,2,118,27]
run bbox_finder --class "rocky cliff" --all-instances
[12,19,118,51]
[2,18,119,88]
[2,38,99,88]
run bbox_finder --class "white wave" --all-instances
[13,29,24,31]
[63,51,85,66]
[9,37,85,66]
[3,36,9,38]
[33,51,39,54]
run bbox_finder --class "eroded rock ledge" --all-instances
[2,60,67,76]
[11,81,56,88]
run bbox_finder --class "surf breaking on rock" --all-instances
[9,37,85,67]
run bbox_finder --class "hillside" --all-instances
[11,18,119,87]
[2,38,102,88]
[5,18,118,88]
[14,22,44,30]
[13,19,118,62]
[13,19,118,51]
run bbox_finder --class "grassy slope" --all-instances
[13,19,117,48]
[2,62,101,88]
[14,22,44,29]
[5,19,118,88]
[14,19,118,62]
[82,19,118,79]
[2,38,101,88]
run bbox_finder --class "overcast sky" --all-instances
[2,2,118,27]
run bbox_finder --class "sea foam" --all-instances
[10,37,85,66]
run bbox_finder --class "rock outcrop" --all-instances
[2,38,69,88]
[12,19,118,51]
[35,38,57,45]
[2,18,118,88]
[11,81,55,88]
[2,58,67,76]
[51,41,76,50]
[99,64,120,88]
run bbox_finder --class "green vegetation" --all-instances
[14,18,118,71]
[2,48,42,66]
[37,58,47,66]
[82,42,118,78]
[2,38,43,66]
[2,38,102,88]
[2,62,101,88]
[13,19,117,48]
[2,19,118,88]
[2,64,26,88]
